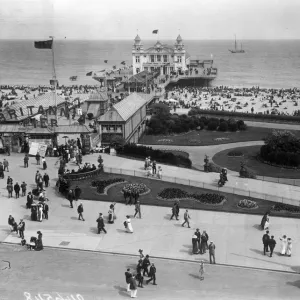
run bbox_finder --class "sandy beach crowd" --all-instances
[166,86,300,116]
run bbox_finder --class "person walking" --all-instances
[129,275,138,298]
[286,238,292,257]
[182,210,191,228]
[208,241,216,264]
[96,213,107,234]
[125,215,133,233]
[26,192,33,209]
[24,154,29,168]
[3,159,9,172]
[142,255,150,276]
[279,235,288,256]
[67,189,74,208]
[77,202,85,221]
[152,160,157,175]
[20,181,27,197]
[146,263,157,285]
[125,268,133,292]
[134,200,141,219]
[14,182,20,198]
[108,203,116,224]
[74,186,82,201]
[18,219,25,239]
[199,260,205,280]
[36,152,41,165]
[43,173,50,187]
[0,162,4,179]
[170,202,179,220]
[136,263,144,288]
[42,157,47,170]
[262,230,270,255]
[268,236,276,257]
[7,182,13,199]
[43,202,49,220]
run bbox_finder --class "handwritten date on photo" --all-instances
[24,293,84,300]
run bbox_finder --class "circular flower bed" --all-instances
[157,188,226,205]
[122,183,150,195]
[227,150,244,157]
[237,199,258,209]
[91,178,125,194]
[271,203,300,214]
[214,137,230,142]
[158,139,173,143]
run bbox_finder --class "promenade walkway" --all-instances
[0,153,299,274]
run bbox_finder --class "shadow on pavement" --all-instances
[163,214,172,220]
[113,285,129,298]
[286,280,300,288]
[89,227,98,234]
[188,273,201,280]
[249,248,263,256]
[22,215,31,221]
[252,224,263,231]
[116,229,126,234]
[70,217,79,220]
[61,204,70,208]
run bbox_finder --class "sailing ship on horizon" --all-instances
[229,35,245,53]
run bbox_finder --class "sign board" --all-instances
[29,141,47,157]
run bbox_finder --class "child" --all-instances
[199,260,205,280]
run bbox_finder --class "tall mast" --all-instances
[49,36,57,122]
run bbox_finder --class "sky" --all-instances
[0,0,299,40]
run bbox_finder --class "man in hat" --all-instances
[268,236,277,257]
[146,263,157,285]
[134,200,141,219]
[21,181,27,197]
[262,230,270,255]
[77,202,85,221]
[208,241,216,264]
[26,192,33,209]
[125,268,133,292]
[182,209,191,228]
[96,213,106,234]
[18,219,25,239]
[43,173,50,187]
[3,159,9,172]
[195,228,201,249]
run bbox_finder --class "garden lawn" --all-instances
[139,126,300,146]
[70,172,300,219]
[212,145,300,179]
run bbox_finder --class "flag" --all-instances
[86,71,93,76]
[34,40,53,49]
[104,60,108,63]
[152,30,158,34]
[121,61,126,65]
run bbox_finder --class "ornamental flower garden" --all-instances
[122,183,149,195]
[237,199,258,209]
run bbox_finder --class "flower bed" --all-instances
[122,183,150,196]
[214,137,230,141]
[237,199,258,209]
[91,178,125,194]
[158,139,173,143]
[157,188,226,205]
[271,203,300,214]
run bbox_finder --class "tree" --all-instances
[110,135,126,148]
[150,103,170,118]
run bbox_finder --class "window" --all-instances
[136,68,140,73]
[157,55,161,62]
[102,125,108,132]
[144,67,148,71]
[151,67,154,72]
[163,55,168,62]
[177,56,182,63]
[135,56,140,63]
[150,55,155,63]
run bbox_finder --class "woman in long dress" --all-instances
[35,231,43,251]
[286,238,292,257]
[108,203,116,224]
[261,213,269,230]
[192,234,199,254]
[264,216,270,230]
[126,215,133,233]
[279,235,288,255]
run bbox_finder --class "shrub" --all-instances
[218,121,228,132]
[236,120,244,128]
[239,123,248,131]
[272,203,300,213]
[207,121,218,131]
[206,162,222,173]
[158,188,189,199]
[228,122,238,132]
[87,113,94,120]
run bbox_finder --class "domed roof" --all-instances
[134,35,141,42]
[176,34,183,43]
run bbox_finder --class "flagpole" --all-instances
[49,36,57,122]
[127,64,130,94]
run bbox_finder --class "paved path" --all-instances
[0,153,300,274]
[1,244,299,300]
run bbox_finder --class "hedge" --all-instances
[117,143,192,168]
[190,109,300,123]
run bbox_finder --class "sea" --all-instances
[0,39,300,89]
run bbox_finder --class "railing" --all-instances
[63,168,102,181]
[103,166,300,207]
[256,176,300,187]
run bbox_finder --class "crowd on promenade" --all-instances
[165,85,300,116]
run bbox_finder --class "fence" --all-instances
[103,166,300,207]
[63,168,102,181]
[256,176,300,187]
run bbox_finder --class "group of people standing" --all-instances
[144,157,163,179]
